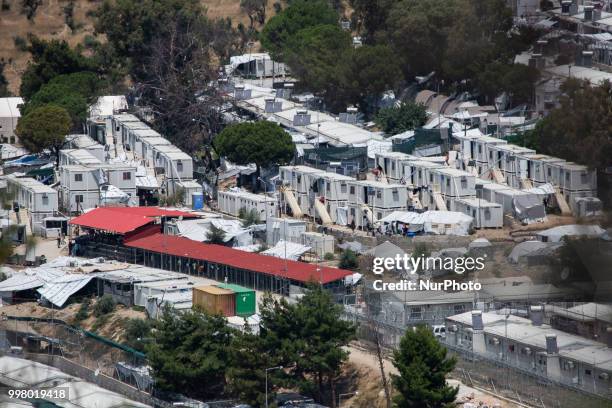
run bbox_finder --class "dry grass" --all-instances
[0,0,279,94]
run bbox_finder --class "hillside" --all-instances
[0,0,259,95]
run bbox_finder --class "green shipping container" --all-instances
[216,283,256,317]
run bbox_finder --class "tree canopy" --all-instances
[260,0,338,59]
[15,105,71,164]
[19,37,97,99]
[22,72,100,128]
[148,309,233,400]
[375,102,428,135]
[259,285,356,404]
[214,121,294,170]
[392,325,458,408]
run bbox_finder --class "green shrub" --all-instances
[75,298,91,321]
[324,252,335,261]
[93,295,115,317]
[339,249,358,270]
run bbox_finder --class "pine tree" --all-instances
[206,224,226,244]
[392,326,458,408]
[259,285,356,406]
[227,326,278,407]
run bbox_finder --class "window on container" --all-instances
[461,177,467,188]
[75,195,83,203]
[410,307,422,320]
[485,209,491,220]
[123,172,131,180]
[548,168,552,177]
[349,186,355,195]
[74,174,83,182]
[42,195,49,205]
[446,177,450,187]
[376,190,382,199]
[391,162,395,171]
[377,212,382,219]
[326,183,330,192]
[565,172,570,181]
[429,173,433,183]
[177,161,183,172]
[297,175,301,184]
[341,184,347,193]
[478,145,482,153]
[392,189,399,201]
[350,208,355,216]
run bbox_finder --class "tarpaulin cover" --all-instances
[513,195,546,223]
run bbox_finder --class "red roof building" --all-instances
[70,207,198,235]
[125,233,352,286]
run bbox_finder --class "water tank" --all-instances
[192,192,204,210]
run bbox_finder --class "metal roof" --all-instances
[126,233,352,284]
[69,207,198,234]
[448,311,612,371]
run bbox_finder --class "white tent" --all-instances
[377,210,473,236]
[508,241,550,263]
[262,240,311,260]
[537,224,606,243]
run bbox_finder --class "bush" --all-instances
[93,295,116,317]
[239,207,261,227]
[124,318,152,351]
[339,249,359,270]
[75,298,91,321]
[13,36,28,52]
[324,252,335,261]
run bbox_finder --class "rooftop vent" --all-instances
[293,110,311,126]
[234,85,252,100]
[561,0,571,14]
[530,305,543,326]
[339,107,358,124]
[545,334,558,354]
[265,98,283,113]
[584,5,594,21]
[471,310,484,331]
[581,50,594,68]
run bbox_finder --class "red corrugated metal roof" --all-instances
[125,233,352,284]
[70,207,198,234]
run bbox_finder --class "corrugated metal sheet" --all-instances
[0,274,44,292]
[37,274,94,307]
[70,207,198,234]
[193,286,235,316]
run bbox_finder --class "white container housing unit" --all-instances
[128,128,163,158]
[308,171,354,224]
[5,175,58,228]
[486,144,535,187]
[110,114,143,145]
[516,154,566,186]
[347,180,408,228]
[302,231,335,258]
[403,160,443,188]
[455,134,507,171]
[59,164,137,212]
[59,149,102,167]
[218,189,277,221]
[65,135,106,162]
[453,198,503,228]
[153,145,193,181]
[266,217,307,246]
[478,183,530,215]
[375,152,414,183]
[423,168,476,212]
